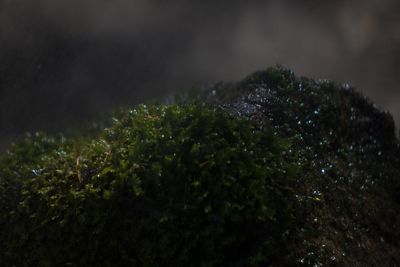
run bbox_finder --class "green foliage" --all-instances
[0,104,299,266]
[1,66,400,266]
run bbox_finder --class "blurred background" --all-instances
[0,0,399,151]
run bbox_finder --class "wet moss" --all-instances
[0,67,399,266]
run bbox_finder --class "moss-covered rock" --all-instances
[0,67,399,266]
[0,104,302,266]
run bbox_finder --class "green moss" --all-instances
[1,67,400,266]
[0,104,301,266]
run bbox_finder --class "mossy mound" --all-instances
[1,67,400,266]
[202,67,400,265]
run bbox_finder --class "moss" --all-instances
[0,104,302,266]
[0,67,399,266]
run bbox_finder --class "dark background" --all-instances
[1,0,399,151]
